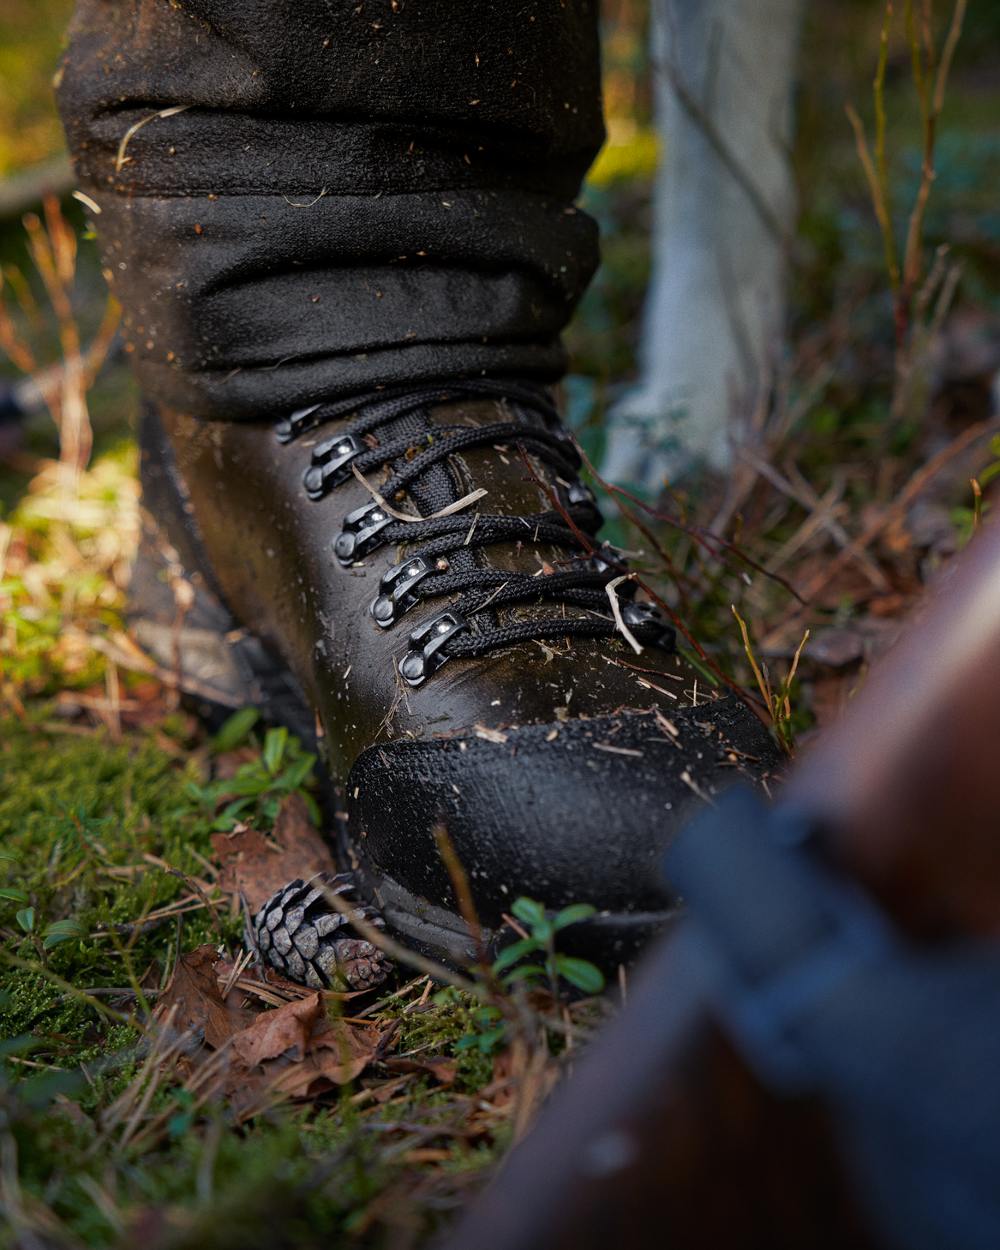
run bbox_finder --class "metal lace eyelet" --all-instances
[370,556,433,628]
[303,433,363,500]
[591,542,621,575]
[563,481,598,509]
[333,501,393,566]
[398,611,469,686]
[275,403,322,444]
[621,600,676,652]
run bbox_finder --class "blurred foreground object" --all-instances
[444,516,1000,1249]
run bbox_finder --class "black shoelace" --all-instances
[275,379,674,685]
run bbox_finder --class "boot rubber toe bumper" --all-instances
[345,703,778,965]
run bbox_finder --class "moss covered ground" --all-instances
[0,704,533,1248]
[0,444,543,1247]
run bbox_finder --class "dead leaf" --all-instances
[268,1019,379,1095]
[384,1055,458,1086]
[226,1015,382,1114]
[154,945,256,1048]
[211,793,336,912]
[201,983,385,1117]
[230,993,322,1067]
[367,1074,415,1103]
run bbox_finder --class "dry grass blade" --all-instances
[605,575,644,655]
[351,461,487,521]
[115,104,191,172]
[99,1003,185,1144]
[127,1045,237,1154]
[220,948,255,998]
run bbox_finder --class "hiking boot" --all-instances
[130,380,779,967]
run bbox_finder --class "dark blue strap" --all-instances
[666,787,1000,1250]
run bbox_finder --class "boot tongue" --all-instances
[423,397,586,577]
[416,396,618,634]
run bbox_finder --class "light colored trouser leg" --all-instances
[602,0,803,489]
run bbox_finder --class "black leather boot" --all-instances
[131,380,779,967]
[59,0,779,969]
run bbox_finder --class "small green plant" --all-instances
[453,1003,508,1058]
[187,721,319,829]
[210,706,260,753]
[492,897,605,996]
[41,917,87,950]
[454,898,605,1057]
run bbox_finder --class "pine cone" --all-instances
[249,873,391,991]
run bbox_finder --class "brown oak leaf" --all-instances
[229,992,323,1067]
[384,1055,459,1086]
[211,793,336,912]
[154,945,256,1049]
[267,1018,380,1096]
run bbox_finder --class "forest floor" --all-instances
[3,3,1000,1247]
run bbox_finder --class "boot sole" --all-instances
[131,404,678,972]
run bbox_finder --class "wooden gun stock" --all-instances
[442,520,1000,1250]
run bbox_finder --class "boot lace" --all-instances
[275,379,674,684]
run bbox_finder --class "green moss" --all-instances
[379,985,496,1090]
[0,715,229,1055]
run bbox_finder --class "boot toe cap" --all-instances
[347,697,780,962]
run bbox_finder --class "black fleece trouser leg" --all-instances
[56,0,605,420]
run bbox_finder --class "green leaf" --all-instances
[276,753,316,791]
[299,791,322,824]
[475,1025,507,1054]
[491,937,539,973]
[211,798,252,830]
[0,888,29,904]
[211,707,260,753]
[531,918,554,943]
[42,918,86,950]
[553,903,597,930]
[0,849,19,864]
[224,770,273,797]
[15,907,35,933]
[510,897,546,928]
[554,954,605,995]
[500,964,547,987]
[263,726,288,775]
[0,1034,37,1059]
